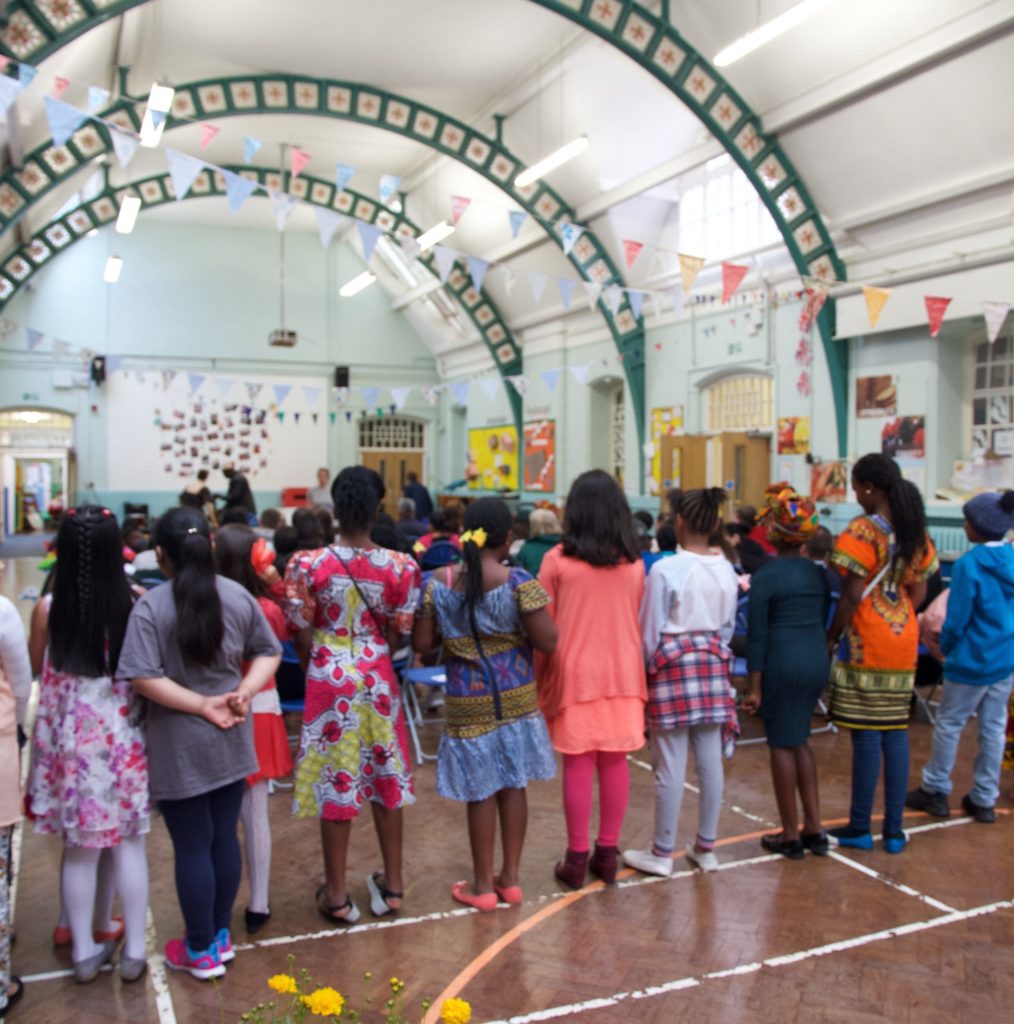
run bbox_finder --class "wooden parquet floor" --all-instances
[3,556,1013,1023]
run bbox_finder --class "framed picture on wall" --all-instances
[856,375,897,418]
[466,425,519,490]
[524,420,555,492]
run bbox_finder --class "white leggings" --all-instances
[240,781,272,914]
[650,725,724,854]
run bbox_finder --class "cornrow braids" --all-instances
[678,487,727,537]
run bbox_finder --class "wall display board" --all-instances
[881,416,926,458]
[777,416,811,455]
[856,375,897,418]
[106,369,328,493]
[524,420,556,493]
[649,406,684,495]
[466,425,518,491]
[811,460,849,502]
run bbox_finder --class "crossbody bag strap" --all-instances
[332,546,384,640]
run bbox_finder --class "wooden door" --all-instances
[359,451,423,516]
[720,432,771,511]
[659,435,707,509]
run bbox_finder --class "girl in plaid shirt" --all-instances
[624,488,740,876]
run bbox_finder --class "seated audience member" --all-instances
[510,510,529,560]
[403,471,434,522]
[291,508,325,552]
[414,507,463,553]
[314,506,335,545]
[804,525,842,597]
[220,507,251,527]
[517,508,563,576]
[725,522,770,575]
[306,467,333,512]
[737,501,777,556]
[395,498,427,541]
[273,525,299,574]
[371,522,410,554]
[259,509,283,531]
[643,524,678,575]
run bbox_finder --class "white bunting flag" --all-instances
[356,221,383,263]
[88,85,109,112]
[558,278,577,310]
[360,386,381,409]
[110,129,140,170]
[506,374,529,396]
[399,235,421,262]
[604,284,623,316]
[390,386,411,410]
[166,149,205,201]
[627,289,645,321]
[478,378,500,401]
[501,266,516,297]
[467,256,490,292]
[314,207,345,249]
[433,245,457,283]
[528,271,547,304]
[568,363,590,385]
[216,377,235,398]
[560,222,584,256]
[268,189,295,231]
[984,301,1013,344]
[584,281,602,311]
[302,385,322,408]
[450,381,469,405]
[421,386,440,406]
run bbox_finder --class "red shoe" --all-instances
[588,844,619,885]
[451,881,497,912]
[54,915,124,948]
[554,849,589,890]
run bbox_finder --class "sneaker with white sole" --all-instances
[214,928,235,963]
[164,937,225,980]
[684,843,719,872]
[622,848,673,877]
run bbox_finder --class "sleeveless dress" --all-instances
[246,595,294,785]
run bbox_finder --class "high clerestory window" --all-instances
[971,328,1014,456]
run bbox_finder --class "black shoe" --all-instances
[961,793,996,823]
[760,833,805,860]
[244,908,271,934]
[905,787,950,818]
[801,831,830,856]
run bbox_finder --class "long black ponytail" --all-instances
[852,453,927,567]
[155,506,223,666]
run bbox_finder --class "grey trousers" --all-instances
[650,725,723,854]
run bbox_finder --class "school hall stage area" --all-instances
[5,556,1013,1024]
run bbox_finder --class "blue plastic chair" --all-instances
[399,665,447,765]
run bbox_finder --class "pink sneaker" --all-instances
[164,938,225,980]
[214,928,235,963]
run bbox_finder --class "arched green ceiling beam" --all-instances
[0,74,645,474]
[0,164,525,427]
[0,0,848,455]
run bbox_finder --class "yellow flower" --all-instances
[389,975,405,992]
[267,974,298,995]
[301,986,346,1017]
[440,997,472,1024]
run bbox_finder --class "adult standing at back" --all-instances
[403,471,433,522]
[536,470,647,888]
[217,463,257,521]
[307,468,333,512]
[825,454,937,854]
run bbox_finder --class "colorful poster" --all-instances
[855,375,897,418]
[777,416,810,455]
[649,406,684,495]
[523,420,555,492]
[811,460,849,502]
[881,416,925,458]
[466,425,518,491]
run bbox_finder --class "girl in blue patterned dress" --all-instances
[413,498,557,911]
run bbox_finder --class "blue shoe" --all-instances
[883,832,908,854]
[827,826,873,851]
[213,928,235,963]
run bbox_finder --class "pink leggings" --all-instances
[561,751,630,852]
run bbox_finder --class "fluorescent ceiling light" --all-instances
[714,0,833,67]
[416,221,455,252]
[115,195,141,234]
[103,256,123,283]
[514,135,589,189]
[86,228,99,238]
[138,82,175,148]
[339,271,377,297]
[147,83,175,113]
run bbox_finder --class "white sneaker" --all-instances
[622,848,673,877]
[684,843,719,872]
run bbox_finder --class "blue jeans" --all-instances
[921,675,1014,807]
[849,728,909,836]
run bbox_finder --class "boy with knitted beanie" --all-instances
[906,490,1014,822]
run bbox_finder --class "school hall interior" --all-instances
[1,0,1013,1021]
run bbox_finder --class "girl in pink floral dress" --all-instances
[27,506,150,984]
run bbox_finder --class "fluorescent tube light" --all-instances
[86,228,99,238]
[339,271,377,297]
[714,0,833,67]
[139,82,175,148]
[514,135,589,189]
[115,195,141,234]
[416,221,455,252]
[103,256,123,283]
[147,83,175,113]
[138,109,166,148]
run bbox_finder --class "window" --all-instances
[706,374,773,433]
[609,386,625,485]
[358,416,424,450]
[971,331,1014,456]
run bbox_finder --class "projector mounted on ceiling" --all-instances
[269,328,297,348]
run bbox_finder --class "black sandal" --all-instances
[760,833,805,860]
[801,831,830,856]
[4,976,24,1014]
[315,884,362,925]
[367,871,403,916]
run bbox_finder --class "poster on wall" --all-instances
[777,416,810,455]
[524,420,555,492]
[881,416,925,458]
[855,375,897,418]
[649,406,684,495]
[466,425,519,491]
[811,460,849,502]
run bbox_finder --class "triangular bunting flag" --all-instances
[216,377,234,397]
[558,277,577,310]
[569,363,590,385]
[467,256,489,292]
[502,266,516,296]
[506,374,529,396]
[161,369,177,390]
[450,381,469,405]
[243,135,263,163]
[528,271,547,304]
[378,174,400,203]
[0,76,23,116]
[223,170,258,214]
[627,289,645,321]
[187,372,205,395]
[268,188,295,231]
[302,385,322,408]
[539,368,560,393]
[863,285,891,329]
[149,110,166,131]
[560,222,584,256]
[983,302,1013,344]
[433,245,457,283]
[584,281,603,311]
[478,378,500,401]
[399,236,421,262]
[51,338,71,356]
[273,384,292,406]
[450,195,471,226]
[198,122,219,149]
[314,207,345,249]
[166,148,204,201]
[246,382,263,401]
[508,210,527,238]
[678,253,705,293]
[44,96,88,148]
[105,355,123,376]
[290,147,311,178]
[53,76,69,99]
[421,386,440,406]
[390,386,411,410]
[293,412,301,424]
[18,63,36,87]
[924,295,951,339]
[87,85,109,112]
[721,261,749,303]
[329,412,337,424]
[277,412,285,423]
[356,220,383,264]
[26,327,44,350]
[604,284,622,316]
[335,163,356,192]
[333,387,349,407]
[622,239,644,268]
[110,129,139,170]
[0,318,18,339]
[360,386,380,408]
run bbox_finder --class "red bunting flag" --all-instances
[924,295,951,339]
[290,147,312,178]
[450,195,471,226]
[199,123,219,149]
[721,261,749,304]
[53,76,69,99]
[622,239,644,268]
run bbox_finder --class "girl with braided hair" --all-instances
[624,488,739,878]
[413,497,557,911]
[825,453,937,853]
[26,506,150,983]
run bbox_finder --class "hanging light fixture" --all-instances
[139,82,175,148]
[714,0,834,67]
[115,195,141,234]
[103,255,123,283]
[514,135,589,188]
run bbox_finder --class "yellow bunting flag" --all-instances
[863,285,890,329]
[678,253,705,294]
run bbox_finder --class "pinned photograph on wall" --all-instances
[855,375,897,418]
[777,416,810,455]
[524,420,556,492]
[649,406,684,495]
[466,425,518,491]
[881,415,925,458]
[810,460,849,502]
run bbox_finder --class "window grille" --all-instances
[358,416,425,450]
[706,375,773,433]
[970,330,1014,456]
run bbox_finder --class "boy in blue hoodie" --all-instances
[906,490,1014,823]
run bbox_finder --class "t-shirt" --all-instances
[307,486,333,511]
[117,576,282,801]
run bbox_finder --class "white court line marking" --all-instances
[827,851,956,913]
[481,897,1014,1023]
[147,908,176,1024]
